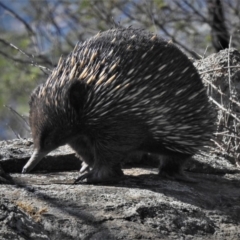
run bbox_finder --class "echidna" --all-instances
[22,28,215,183]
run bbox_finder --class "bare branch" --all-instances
[4,105,30,129]
[0,38,52,74]
[0,1,34,35]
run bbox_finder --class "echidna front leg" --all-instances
[73,121,145,184]
[69,136,95,173]
[74,163,123,184]
[74,147,124,183]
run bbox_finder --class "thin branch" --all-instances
[209,96,240,123]
[4,105,30,129]
[0,49,51,75]
[0,38,34,59]
[199,65,240,74]
[228,36,233,95]
[7,124,22,139]
[214,132,240,140]
[0,38,52,74]
[181,0,209,23]
[0,2,34,35]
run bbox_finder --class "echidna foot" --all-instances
[74,166,124,184]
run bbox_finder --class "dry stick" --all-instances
[204,78,240,110]
[226,36,233,126]
[214,133,240,140]
[219,124,240,136]
[212,139,228,153]
[0,2,34,35]
[228,36,233,96]
[203,43,240,161]
[203,71,240,108]
[0,48,50,76]
[234,119,238,151]
[227,37,239,156]
[4,105,30,128]
[0,49,35,64]
[200,50,240,158]
[203,78,226,95]
[6,124,21,139]
[209,96,240,123]
[0,38,52,73]
[203,46,209,59]
[226,136,232,152]
[9,43,52,73]
[231,143,239,152]
[200,65,240,74]
[9,42,34,60]
[229,97,240,108]
[214,131,229,134]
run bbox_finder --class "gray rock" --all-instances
[0,139,240,239]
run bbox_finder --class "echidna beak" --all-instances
[22,149,49,173]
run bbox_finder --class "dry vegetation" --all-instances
[16,201,48,222]
[196,48,240,166]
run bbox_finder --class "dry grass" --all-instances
[197,48,240,167]
[16,201,48,222]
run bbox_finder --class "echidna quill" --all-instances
[23,28,215,183]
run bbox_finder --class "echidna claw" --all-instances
[73,173,89,184]
[73,167,124,184]
[79,162,91,173]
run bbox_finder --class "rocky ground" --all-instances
[0,139,240,240]
[1,48,240,240]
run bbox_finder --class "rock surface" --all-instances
[1,139,240,240]
[1,48,240,239]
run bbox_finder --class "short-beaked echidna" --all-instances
[23,28,215,182]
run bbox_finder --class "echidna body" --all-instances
[23,28,215,182]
